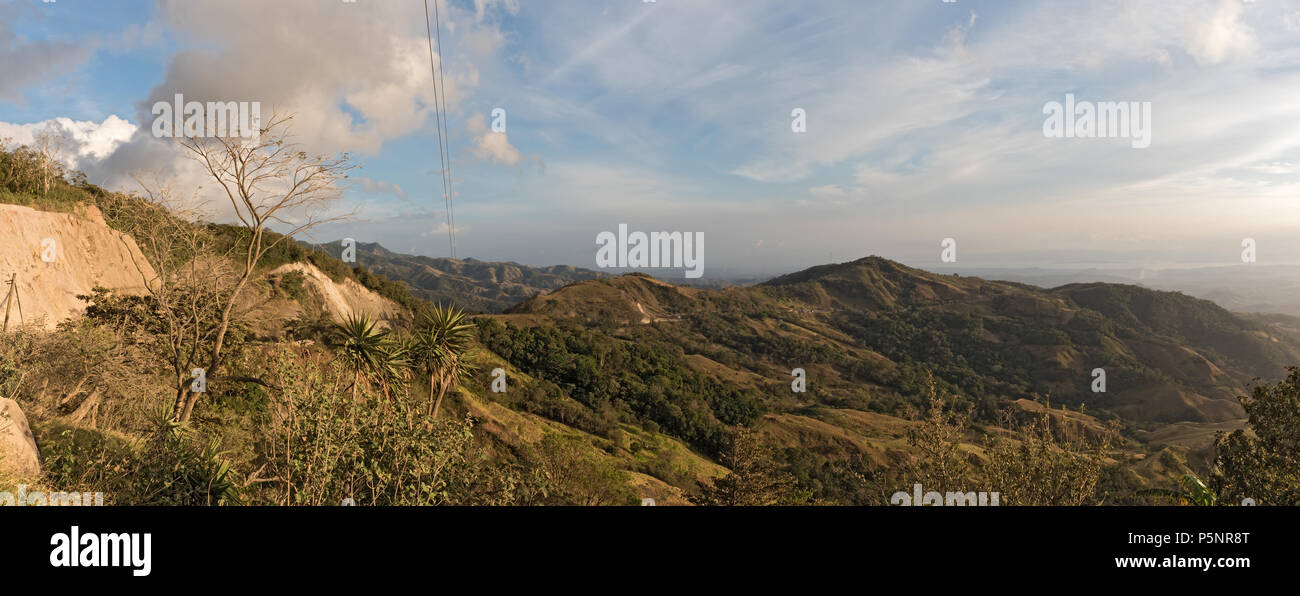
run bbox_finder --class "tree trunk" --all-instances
[58,375,90,408]
[431,372,449,420]
[175,269,252,424]
[68,388,103,425]
[351,368,360,402]
[434,372,444,413]
[170,375,188,421]
[180,388,200,423]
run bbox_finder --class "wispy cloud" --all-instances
[4,0,1300,271]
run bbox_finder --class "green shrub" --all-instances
[35,419,241,505]
[279,269,307,300]
[253,350,479,505]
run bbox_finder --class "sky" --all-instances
[4,0,1300,279]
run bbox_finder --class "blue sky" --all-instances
[4,0,1300,277]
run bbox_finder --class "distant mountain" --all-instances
[486,255,1300,500]
[508,256,1300,431]
[303,240,609,313]
[933,264,1300,318]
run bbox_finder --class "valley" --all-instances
[2,171,1295,505]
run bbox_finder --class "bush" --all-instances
[36,419,241,505]
[1214,367,1300,505]
[253,350,479,505]
[279,269,307,300]
[522,434,636,506]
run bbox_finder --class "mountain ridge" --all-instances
[504,255,1300,431]
[303,239,609,313]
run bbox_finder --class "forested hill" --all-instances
[503,256,1300,434]
[305,239,607,313]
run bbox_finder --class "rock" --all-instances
[0,398,41,480]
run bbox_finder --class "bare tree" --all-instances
[170,112,352,423]
[904,374,972,491]
[107,176,232,425]
[984,400,1119,505]
[32,127,65,196]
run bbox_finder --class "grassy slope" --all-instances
[500,259,1300,492]
[1,185,732,501]
[10,180,1280,501]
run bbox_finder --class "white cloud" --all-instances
[1185,0,1256,65]
[14,0,513,225]
[0,115,137,170]
[466,111,525,166]
[139,0,486,156]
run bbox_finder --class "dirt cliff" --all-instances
[0,203,156,330]
[268,262,404,321]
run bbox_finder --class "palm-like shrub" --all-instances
[374,333,414,401]
[412,305,476,418]
[329,312,390,401]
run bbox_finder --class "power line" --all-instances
[432,0,456,258]
[423,0,455,258]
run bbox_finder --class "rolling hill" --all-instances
[4,178,1291,503]
[491,256,1300,492]
[304,240,608,313]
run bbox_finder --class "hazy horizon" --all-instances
[5,0,1300,274]
[318,234,1300,283]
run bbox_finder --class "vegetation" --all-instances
[256,350,480,506]
[1214,368,1300,505]
[413,305,476,418]
[0,140,627,505]
[523,434,636,506]
[166,112,353,423]
[328,312,394,401]
[984,403,1118,506]
[476,317,763,456]
[904,375,973,492]
[5,136,1300,506]
[693,427,808,506]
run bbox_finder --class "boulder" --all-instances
[0,398,41,480]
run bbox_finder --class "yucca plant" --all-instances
[329,312,390,401]
[412,304,476,418]
[374,333,414,401]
